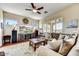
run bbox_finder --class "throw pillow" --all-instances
[64,35,69,40]
[46,38,62,52]
[58,38,75,56]
[58,34,65,40]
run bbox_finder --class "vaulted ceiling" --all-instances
[0,3,72,20]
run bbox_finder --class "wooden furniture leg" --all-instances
[34,44,36,51]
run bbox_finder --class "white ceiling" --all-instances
[0,3,72,20]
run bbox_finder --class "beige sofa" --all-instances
[36,34,78,56]
[36,46,62,56]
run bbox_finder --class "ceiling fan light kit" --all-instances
[33,9,37,13]
[25,3,48,14]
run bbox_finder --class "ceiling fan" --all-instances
[25,3,48,14]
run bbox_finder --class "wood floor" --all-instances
[2,40,29,47]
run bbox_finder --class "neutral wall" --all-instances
[53,4,79,34]
[3,11,39,35]
[42,4,79,34]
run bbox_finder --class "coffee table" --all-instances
[29,38,48,51]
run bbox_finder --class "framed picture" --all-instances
[67,19,78,28]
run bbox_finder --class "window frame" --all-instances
[52,18,63,33]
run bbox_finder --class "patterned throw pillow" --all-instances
[58,38,75,56]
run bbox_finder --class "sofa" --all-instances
[36,33,78,56]
[36,46,62,56]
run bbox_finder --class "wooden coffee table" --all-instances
[29,38,48,51]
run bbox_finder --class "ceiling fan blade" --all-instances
[37,7,44,10]
[37,11,41,14]
[31,3,36,9]
[25,9,32,11]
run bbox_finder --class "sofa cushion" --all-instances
[58,34,66,40]
[36,46,62,56]
[51,33,60,40]
[64,35,69,40]
[58,37,75,56]
[45,39,62,52]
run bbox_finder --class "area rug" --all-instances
[0,42,36,56]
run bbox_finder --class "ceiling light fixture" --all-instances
[33,9,37,13]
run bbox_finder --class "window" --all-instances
[31,20,39,29]
[47,24,50,33]
[43,24,47,33]
[3,18,17,35]
[53,24,56,32]
[56,22,63,30]
[4,19,17,25]
[43,24,50,33]
[52,18,63,33]
[39,23,43,33]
